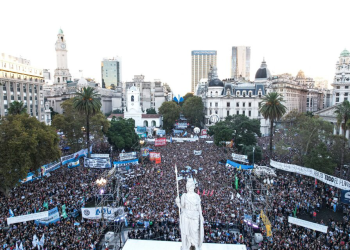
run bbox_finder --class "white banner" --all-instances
[7,211,49,225]
[194,150,202,155]
[119,152,137,161]
[232,153,248,163]
[84,158,111,169]
[270,160,350,190]
[90,154,110,158]
[254,166,276,177]
[81,207,123,220]
[288,216,328,233]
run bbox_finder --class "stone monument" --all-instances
[175,178,204,250]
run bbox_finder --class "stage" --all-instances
[123,239,247,250]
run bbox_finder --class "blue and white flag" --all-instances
[184,131,187,137]
[125,218,128,227]
[170,136,173,143]
[9,209,14,217]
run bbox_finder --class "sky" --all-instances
[1,0,350,96]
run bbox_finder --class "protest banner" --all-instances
[260,210,272,237]
[150,152,160,161]
[155,138,166,147]
[194,150,202,155]
[156,130,166,136]
[81,207,121,220]
[113,159,139,167]
[119,152,137,161]
[84,158,111,168]
[232,153,248,163]
[90,154,110,158]
[7,211,49,225]
[226,160,254,170]
[270,160,350,190]
[341,190,350,205]
[288,216,328,233]
[141,147,149,157]
[68,159,80,169]
[35,207,60,225]
[201,129,207,136]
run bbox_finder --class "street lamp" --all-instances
[140,140,145,165]
[96,177,107,220]
[253,146,255,166]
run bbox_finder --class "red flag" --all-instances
[197,189,200,195]
[203,189,206,195]
[210,190,214,196]
[206,190,210,196]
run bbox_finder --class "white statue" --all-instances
[176,178,204,250]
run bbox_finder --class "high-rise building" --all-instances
[54,29,71,86]
[191,50,217,93]
[101,57,122,89]
[0,53,51,124]
[231,46,251,80]
[332,49,350,104]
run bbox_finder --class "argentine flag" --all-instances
[9,209,14,217]
[170,136,173,143]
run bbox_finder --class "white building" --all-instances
[332,49,350,104]
[0,53,51,125]
[196,66,269,135]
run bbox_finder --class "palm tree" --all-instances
[8,101,27,115]
[334,100,350,171]
[73,87,101,157]
[259,92,287,155]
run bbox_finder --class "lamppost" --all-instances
[140,140,145,165]
[96,177,107,221]
[253,146,255,166]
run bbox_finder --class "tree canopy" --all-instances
[208,115,261,152]
[52,98,109,152]
[182,96,204,127]
[107,117,139,151]
[158,101,181,133]
[146,108,157,114]
[8,101,27,115]
[0,114,61,195]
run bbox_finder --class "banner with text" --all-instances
[81,207,119,220]
[84,158,111,169]
[341,190,350,205]
[119,152,137,161]
[226,160,254,170]
[232,153,248,163]
[270,160,350,190]
[194,150,202,155]
[156,130,166,136]
[201,129,207,136]
[7,211,49,225]
[35,207,60,225]
[137,126,147,133]
[141,147,149,157]
[150,152,160,161]
[288,216,328,233]
[155,138,166,147]
[113,159,139,167]
[90,154,110,158]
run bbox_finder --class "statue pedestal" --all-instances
[123,240,247,250]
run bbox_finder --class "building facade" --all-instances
[231,46,251,80]
[124,75,170,113]
[101,57,122,89]
[191,50,217,93]
[196,66,269,135]
[332,49,350,104]
[0,54,51,124]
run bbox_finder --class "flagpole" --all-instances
[174,164,181,223]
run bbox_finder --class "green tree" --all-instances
[52,98,108,152]
[8,101,27,115]
[329,135,350,169]
[107,117,139,151]
[303,143,336,175]
[259,92,287,155]
[146,108,157,114]
[182,96,204,127]
[208,115,261,151]
[73,87,102,157]
[334,100,350,169]
[183,93,194,103]
[0,114,60,195]
[158,101,181,133]
[49,107,59,120]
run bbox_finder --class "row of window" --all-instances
[1,62,41,75]
[336,86,349,89]
[209,102,257,108]
[209,110,258,117]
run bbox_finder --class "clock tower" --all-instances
[54,28,72,85]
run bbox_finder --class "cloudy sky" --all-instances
[1,0,349,95]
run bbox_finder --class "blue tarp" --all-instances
[226,160,254,169]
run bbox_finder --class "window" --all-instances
[336,98,340,102]
[236,102,239,107]
[345,93,349,96]
[336,93,340,96]
[236,111,239,115]
[227,110,229,116]
[227,102,230,107]
[243,91,246,97]
[249,102,251,107]
[243,111,245,116]
[248,91,252,97]
[215,102,218,107]
[346,86,349,89]
[210,102,212,107]
[337,86,340,89]
[249,111,251,117]
[258,91,262,98]
[131,95,134,102]
[215,110,218,114]
[210,110,212,115]
[258,112,261,117]
[236,91,240,96]
[243,102,245,107]
[345,98,348,101]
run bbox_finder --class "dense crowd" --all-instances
[1,133,350,249]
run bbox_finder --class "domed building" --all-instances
[255,59,271,81]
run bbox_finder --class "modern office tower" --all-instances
[231,46,251,80]
[0,53,51,124]
[191,50,217,93]
[101,57,122,89]
[54,29,72,86]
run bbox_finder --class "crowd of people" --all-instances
[1,132,350,249]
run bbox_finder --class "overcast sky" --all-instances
[1,0,349,95]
